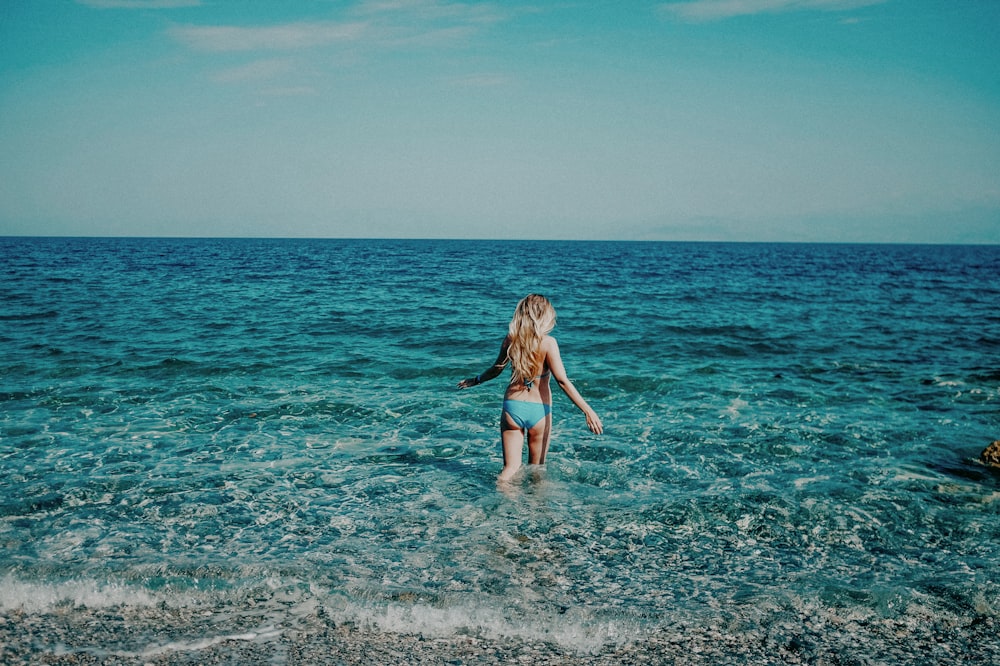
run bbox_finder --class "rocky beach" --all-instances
[3,599,997,665]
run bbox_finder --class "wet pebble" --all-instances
[1,604,999,665]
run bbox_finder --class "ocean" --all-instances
[1,237,998,663]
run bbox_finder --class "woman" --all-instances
[458,294,603,483]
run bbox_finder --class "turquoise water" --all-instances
[1,237,998,655]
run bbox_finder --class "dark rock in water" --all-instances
[981,440,1000,468]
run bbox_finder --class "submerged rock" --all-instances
[981,440,1000,468]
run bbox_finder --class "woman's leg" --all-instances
[498,414,524,483]
[527,413,551,465]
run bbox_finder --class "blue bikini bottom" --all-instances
[502,400,551,431]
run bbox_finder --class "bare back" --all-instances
[503,335,552,403]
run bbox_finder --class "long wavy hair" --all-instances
[507,294,556,385]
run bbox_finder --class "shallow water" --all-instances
[1,237,998,657]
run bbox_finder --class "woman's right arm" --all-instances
[545,337,603,435]
[458,336,510,389]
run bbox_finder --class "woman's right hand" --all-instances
[584,409,603,435]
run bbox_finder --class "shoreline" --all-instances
[3,604,997,665]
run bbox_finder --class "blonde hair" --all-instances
[507,294,556,385]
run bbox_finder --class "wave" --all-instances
[0,576,162,613]
[0,573,641,655]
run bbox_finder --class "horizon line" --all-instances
[1,234,999,247]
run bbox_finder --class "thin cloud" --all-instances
[170,21,368,52]
[169,2,512,55]
[77,0,201,8]
[660,0,888,22]
[350,0,510,48]
[354,0,507,25]
[211,58,296,83]
[384,24,481,47]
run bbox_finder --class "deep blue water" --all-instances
[1,237,998,655]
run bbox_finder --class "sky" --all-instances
[1,0,998,242]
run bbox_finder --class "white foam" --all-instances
[48,626,284,661]
[331,599,644,655]
[0,575,171,613]
[793,475,830,489]
[720,397,748,418]
[2,574,632,654]
[127,626,283,659]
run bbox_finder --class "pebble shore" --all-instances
[2,603,997,665]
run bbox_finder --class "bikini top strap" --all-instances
[523,367,550,390]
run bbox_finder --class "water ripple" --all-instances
[1,238,998,654]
